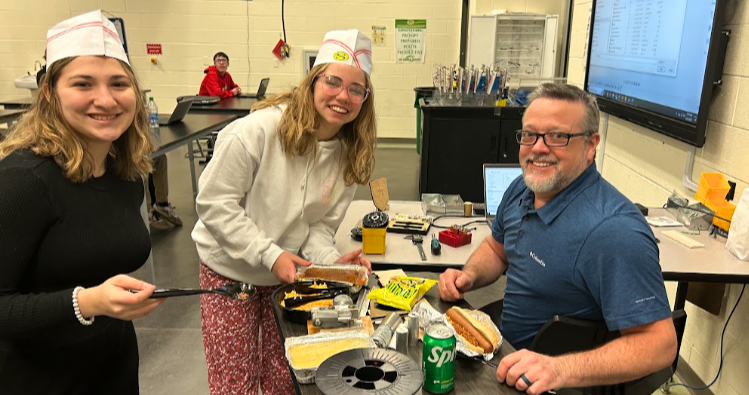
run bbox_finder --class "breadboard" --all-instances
[386,214,430,235]
[662,230,705,248]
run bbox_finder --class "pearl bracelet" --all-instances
[72,286,94,326]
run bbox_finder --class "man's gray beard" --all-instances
[522,153,588,195]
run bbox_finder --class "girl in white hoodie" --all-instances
[192,30,377,395]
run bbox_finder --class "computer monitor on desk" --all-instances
[483,164,522,225]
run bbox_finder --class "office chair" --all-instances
[530,310,687,395]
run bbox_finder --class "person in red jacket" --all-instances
[199,52,241,99]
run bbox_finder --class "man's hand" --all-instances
[271,252,311,283]
[334,248,372,273]
[231,87,241,96]
[497,349,565,395]
[437,268,474,302]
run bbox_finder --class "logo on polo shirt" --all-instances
[529,251,546,267]
[333,51,349,61]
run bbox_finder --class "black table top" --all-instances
[272,287,523,395]
[0,109,24,123]
[189,97,258,116]
[0,97,32,110]
[152,113,237,157]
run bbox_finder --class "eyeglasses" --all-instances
[515,130,590,147]
[215,58,229,64]
[317,74,370,103]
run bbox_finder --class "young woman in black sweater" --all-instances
[0,10,164,394]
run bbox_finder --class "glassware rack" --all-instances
[495,19,546,78]
[468,14,558,80]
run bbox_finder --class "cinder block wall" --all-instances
[0,0,465,138]
[570,1,749,394]
[1,0,565,138]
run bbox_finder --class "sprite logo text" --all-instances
[428,346,455,368]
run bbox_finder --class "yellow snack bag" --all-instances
[367,276,437,311]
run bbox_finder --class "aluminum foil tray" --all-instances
[284,331,375,384]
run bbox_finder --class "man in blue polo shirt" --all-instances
[438,83,676,395]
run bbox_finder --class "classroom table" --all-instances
[188,96,258,117]
[334,200,490,271]
[0,109,24,128]
[272,287,524,395]
[152,113,237,199]
[334,202,749,378]
[0,97,33,110]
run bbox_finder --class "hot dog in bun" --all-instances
[445,306,500,354]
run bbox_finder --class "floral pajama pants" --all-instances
[200,262,295,395]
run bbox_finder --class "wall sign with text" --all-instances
[395,19,426,64]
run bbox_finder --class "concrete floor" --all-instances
[131,144,506,394]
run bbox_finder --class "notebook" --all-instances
[241,77,270,99]
[483,163,523,226]
[157,98,193,126]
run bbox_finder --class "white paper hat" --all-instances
[46,10,129,68]
[313,29,372,75]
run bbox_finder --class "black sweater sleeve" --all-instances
[0,167,77,340]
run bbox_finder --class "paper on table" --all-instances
[375,269,407,286]
[646,216,683,227]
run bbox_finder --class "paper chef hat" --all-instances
[313,30,372,75]
[46,10,129,68]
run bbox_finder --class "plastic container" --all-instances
[295,264,369,292]
[438,229,472,247]
[414,87,437,154]
[704,200,736,231]
[696,172,730,205]
[147,97,159,133]
[284,331,375,383]
[362,227,387,254]
[362,211,389,255]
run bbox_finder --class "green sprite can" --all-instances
[422,323,456,393]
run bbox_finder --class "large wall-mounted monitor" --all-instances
[584,0,728,147]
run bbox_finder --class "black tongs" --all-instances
[143,283,256,300]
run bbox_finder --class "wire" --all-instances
[670,284,745,391]
[664,202,732,224]
[281,0,287,43]
[430,214,488,229]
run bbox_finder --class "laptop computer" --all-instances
[158,98,193,126]
[483,163,523,225]
[191,96,220,105]
[241,78,270,99]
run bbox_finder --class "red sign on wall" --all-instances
[146,43,162,55]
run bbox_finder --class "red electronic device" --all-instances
[438,228,472,248]
[272,39,289,60]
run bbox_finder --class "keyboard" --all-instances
[661,230,705,249]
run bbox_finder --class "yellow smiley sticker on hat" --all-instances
[333,51,350,61]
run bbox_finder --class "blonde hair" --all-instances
[0,56,153,182]
[252,64,377,186]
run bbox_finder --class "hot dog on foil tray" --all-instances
[445,306,502,356]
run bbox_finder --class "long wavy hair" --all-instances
[0,56,153,182]
[252,63,377,186]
